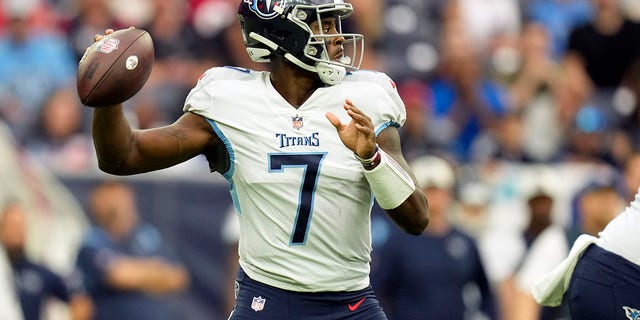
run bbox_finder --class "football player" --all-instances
[88,1,429,319]
[533,187,640,319]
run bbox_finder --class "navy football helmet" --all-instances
[237,0,364,85]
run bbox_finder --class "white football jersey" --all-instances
[597,187,640,265]
[184,67,406,292]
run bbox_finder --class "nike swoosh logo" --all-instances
[348,297,366,312]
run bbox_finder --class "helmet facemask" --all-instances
[288,3,364,85]
[239,0,364,85]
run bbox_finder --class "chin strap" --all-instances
[316,62,346,86]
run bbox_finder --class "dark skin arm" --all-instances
[92,104,217,175]
[95,100,428,234]
[327,100,429,235]
[376,125,430,235]
[88,30,218,175]
[92,28,426,233]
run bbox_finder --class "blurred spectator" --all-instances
[551,54,592,132]
[563,0,640,132]
[190,0,238,58]
[371,155,497,320]
[504,23,560,112]
[543,22,626,167]
[129,0,206,129]
[448,0,521,58]
[0,120,87,291]
[0,0,77,143]
[346,0,384,70]
[566,184,624,244]
[499,22,565,163]
[0,118,90,320]
[149,0,232,65]
[523,0,593,59]
[565,0,640,91]
[24,85,95,174]
[106,0,154,27]
[561,104,624,166]
[61,0,122,62]
[0,200,94,320]
[395,79,440,162]
[219,0,268,71]
[619,57,640,151]
[76,180,190,320]
[127,0,239,130]
[426,23,510,163]
[605,126,635,169]
[451,180,492,240]
[498,167,570,320]
[485,112,530,163]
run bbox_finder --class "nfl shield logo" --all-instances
[96,38,120,54]
[251,296,266,312]
[292,115,303,130]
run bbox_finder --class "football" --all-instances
[77,28,154,107]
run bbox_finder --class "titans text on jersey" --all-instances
[184,66,406,292]
[276,132,320,148]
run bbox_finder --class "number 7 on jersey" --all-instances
[268,152,327,245]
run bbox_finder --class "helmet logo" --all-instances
[243,0,285,19]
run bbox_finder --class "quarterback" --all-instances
[87,0,429,319]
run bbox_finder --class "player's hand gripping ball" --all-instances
[77,28,154,107]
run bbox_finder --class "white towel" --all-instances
[531,234,598,306]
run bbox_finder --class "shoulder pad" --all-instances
[198,66,260,83]
[344,70,398,91]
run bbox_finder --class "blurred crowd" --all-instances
[1,0,640,319]
[0,0,638,175]
[0,0,638,174]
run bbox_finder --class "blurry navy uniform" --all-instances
[533,188,640,319]
[371,225,497,320]
[567,244,640,319]
[566,186,640,320]
[76,223,176,320]
[13,259,80,320]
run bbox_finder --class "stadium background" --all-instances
[1,0,640,319]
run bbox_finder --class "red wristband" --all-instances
[354,147,381,170]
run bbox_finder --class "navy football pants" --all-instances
[228,268,388,320]
[567,244,640,320]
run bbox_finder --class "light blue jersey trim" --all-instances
[375,120,400,136]
[223,66,251,74]
[204,119,241,214]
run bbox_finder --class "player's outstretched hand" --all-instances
[326,99,377,159]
